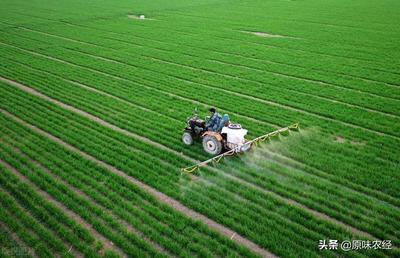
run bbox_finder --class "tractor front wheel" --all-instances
[182,132,194,145]
[202,135,222,155]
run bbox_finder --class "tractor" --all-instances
[181,110,250,156]
[180,109,300,173]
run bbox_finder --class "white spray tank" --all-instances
[221,124,249,151]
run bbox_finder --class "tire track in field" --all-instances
[1,77,380,243]
[0,160,85,258]
[2,46,399,211]
[0,110,275,258]
[65,79,181,123]
[17,25,400,103]
[2,40,398,141]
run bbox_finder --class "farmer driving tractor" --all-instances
[205,108,221,131]
[206,108,231,132]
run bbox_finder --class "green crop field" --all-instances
[0,0,399,257]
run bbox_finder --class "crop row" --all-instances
[4,26,400,124]
[1,55,399,247]
[0,160,107,257]
[1,51,399,215]
[0,189,66,258]
[1,40,399,202]
[40,21,400,106]
[1,40,398,218]
[218,146,400,244]
[0,114,259,258]
[6,10,400,84]
[0,80,384,257]
[161,9,400,68]
[0,221,33,258]
[2,44,398,207]
[0,30,396,152]
[0,81,322,258]
[41,11,400,84]
[0,154,163,258]
[11,23,400,111]
[137,11,400,73]
[3,30,400,153]
[1,42,398,218]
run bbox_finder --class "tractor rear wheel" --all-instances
[182,132,193,145]
[202,135,222,155]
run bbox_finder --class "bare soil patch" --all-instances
[241,30,293,39]
[335,136,346,143]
